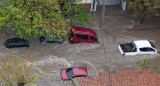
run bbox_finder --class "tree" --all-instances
[137,57,149,69]
[137,57,160,72]
[0,0,92,39]
[67,0,93,25]
[0,52,51,86]
[125,0,160,24]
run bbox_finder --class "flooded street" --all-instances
[0,5,160,86]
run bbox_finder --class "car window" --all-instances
[19,41,24,43]
[47,39,54,43]
[81,35,88,40]
[140,48,155,52]
[140,48,147,51]
[147,48,155,51]
[76,34,82,39]
[76,34,88,40]
[90,36,97,41]
[15,39,21,42]
[13,39,17,42]
[66,68,73,78]
[54,38,61,41]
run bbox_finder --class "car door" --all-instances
[47,39,54,43]
[75,34,88,43]
[18,41,25,47]
[81,35,89,42]
[9,43,15,48]
[139,47,156,54]
[14,39,21,47]
[54,37,63,43]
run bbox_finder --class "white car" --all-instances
[118,40,157,56]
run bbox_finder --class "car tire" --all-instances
[6,45,9,48]
[59,41,64,44]
[9,45,14,48]
[69,40,74,44]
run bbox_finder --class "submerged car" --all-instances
[61,67,88,80]
[118,40,157,56]
[4,38,29,48]
[40,35,64,44]
[69,26,99,43]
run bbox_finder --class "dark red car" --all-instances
[61,67,88,80]
[69,26,99,43]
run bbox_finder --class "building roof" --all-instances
[77,69,160,86]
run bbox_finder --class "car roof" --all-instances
[72,26,96,35]
[133,40,152,48]
[72,67,87,74]
[6,38,26,42]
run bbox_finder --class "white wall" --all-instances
[99,0,120,5]
[80,0,93,3]
[75,0,93,4]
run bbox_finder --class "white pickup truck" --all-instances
[118,40,157,56]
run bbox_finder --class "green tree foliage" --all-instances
[69,4,92,25]
[125,0,160,24]
[57,0,92,25]
[0,52,51,86]
[0,0,92,39]
[0,0,70,39]
[137,57,149,69]
[137,57,160,72]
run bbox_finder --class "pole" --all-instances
[101,0,105,28]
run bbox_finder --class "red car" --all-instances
[69,26,99,43]
[61,67,88,80]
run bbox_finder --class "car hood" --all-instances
[61,69,69,80]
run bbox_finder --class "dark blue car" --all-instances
[4,38,29,48]
[40,35,64,44]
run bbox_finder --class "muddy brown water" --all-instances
[0,6,160,86]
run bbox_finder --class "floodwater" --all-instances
[0,5,160,86]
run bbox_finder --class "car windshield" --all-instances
[66,68,73,78]
[6,39,12,42]
[70,29,74,37]
[40,36,45,42]
[149,41,155,49]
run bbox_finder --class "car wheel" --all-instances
[69,40,74,44]
[9,45,14,48]
[59,41,64,44]
[6,45,10,48]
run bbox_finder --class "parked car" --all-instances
[40,35,64,44]
[4,38,29,48]
[118,40,157,56]
[69,26,99,43]
[61,67,88,80]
